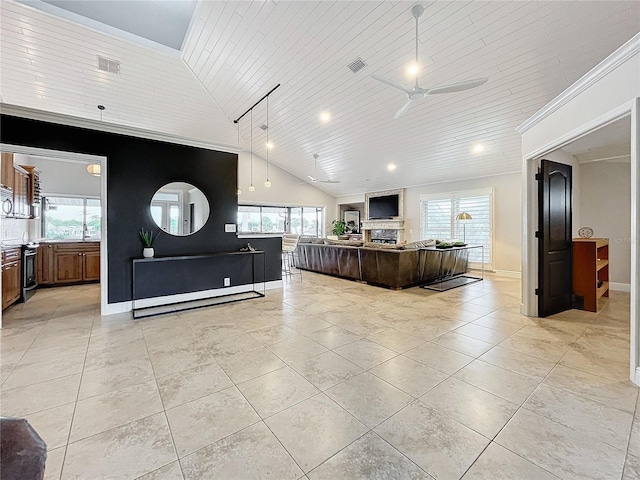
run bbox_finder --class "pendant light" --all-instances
[248,109,255,192]
[236,122,242,195]
[264,95,272,188]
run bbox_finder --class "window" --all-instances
[237,205,324,237]
[420,188,493,268]
[42,196,101,241]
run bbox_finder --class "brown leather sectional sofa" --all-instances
[294,242,469,289]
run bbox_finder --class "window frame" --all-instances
[419,188,495,271]
[237,203,325,237]
[41,194,102,242]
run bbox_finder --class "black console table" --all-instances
[132,250,265,318]
[419,245,484,291]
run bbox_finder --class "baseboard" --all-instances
[101,301,133,317]
[610,282,631,292]
[101,280,283,316]
[492,270,522,278]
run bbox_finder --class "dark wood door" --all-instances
[538,159,573,317]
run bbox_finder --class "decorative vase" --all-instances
[143,247,154,258]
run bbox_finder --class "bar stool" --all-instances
[282,234,302,280]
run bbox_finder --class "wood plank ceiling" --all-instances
[2,1,639,196]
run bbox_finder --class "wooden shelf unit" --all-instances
[572,238,609,312]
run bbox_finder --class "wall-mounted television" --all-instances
[369,194,399,219]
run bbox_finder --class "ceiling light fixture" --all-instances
[407,63,419,77]
[264,95,271,188]
[97,104,105,121]
[472,144,485,153]
[233,84,281,193]
[319,111,331,123]
[387,163,397,172]
[86,164,101,176]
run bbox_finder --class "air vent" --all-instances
[347,57,366,73]
[97,55,120,74]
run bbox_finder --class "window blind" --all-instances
[420,188,493,268]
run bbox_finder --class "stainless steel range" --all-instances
[21,243,38,302]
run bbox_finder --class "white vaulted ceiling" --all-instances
[1,1,639,196]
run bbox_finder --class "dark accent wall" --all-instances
[0,114,282,303]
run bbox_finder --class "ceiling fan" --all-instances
[372,4,488,119]
[305,154,340,184]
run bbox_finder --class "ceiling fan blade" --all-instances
[371,75,412,94]
[427,78,488,95]
[317,180,340,183]
[307,175,316,181]
[394,98,413,119]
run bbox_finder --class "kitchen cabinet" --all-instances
[20,165,42,219]
[12,166,30,218]
[37,244,55,285]
[40,242,100,285]
[83,250,101,281]
[1,152,14,190]
[2,247,21,310]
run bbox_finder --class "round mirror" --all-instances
[150,182,209,236]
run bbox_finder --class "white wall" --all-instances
[404,172,522,273]
[15,154,101,197]
[237,151,337,235]
[522,49,640,156]
[579,161,631,284]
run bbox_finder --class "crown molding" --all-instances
[516,32,640,134]
[0,104,239,154]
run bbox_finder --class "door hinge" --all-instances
[534,231,541,238]
[535,173,542,180]
[535,288,539,295]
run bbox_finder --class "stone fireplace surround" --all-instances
[362,188,405,244]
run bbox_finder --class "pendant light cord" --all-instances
[250,109,253,187]
[266,95,269,181]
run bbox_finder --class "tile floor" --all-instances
[0,273,638,479]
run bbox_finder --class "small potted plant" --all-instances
[332,219,347,237]
[139,228,156,258]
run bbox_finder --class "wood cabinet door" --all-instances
[1,153,14,190]
[83,251,100,281]
[54,252,83,283]
[2,261,21,309]
[2,265,11,309]
[39,244,55,284]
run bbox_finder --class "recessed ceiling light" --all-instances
[319,111,331,123]
[387,163,397,172]
[266,142,274,150]
[406,63,419,77]
[472,144,485,153]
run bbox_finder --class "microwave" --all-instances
[1,186,13,217]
